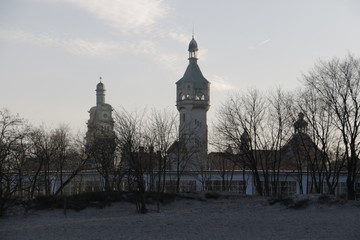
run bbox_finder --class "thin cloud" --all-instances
[169,32,189,44]
[211,75,234,91]
[131,40,156,55]
[70,38,121,56]
[44,0,170,33]
[159,54,178,64]
[8,1,189,63]
[0,28,123,56]
[259,38,271,45]
[0,28,183,59]
[198,48,209,59]
[248,38,271,50]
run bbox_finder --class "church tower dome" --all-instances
[188,36,198,58]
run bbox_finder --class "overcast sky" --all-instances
[1,0,360,132]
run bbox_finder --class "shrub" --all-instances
[25,191,178,212]
[205,192,221,199]
[289,198,309,209]
[268,197,293,206]
[318,194,331,203]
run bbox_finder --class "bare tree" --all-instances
[167,126,200,193]
[86,136,116,193]
[266,88,294,196]
[53,130,88,196]
[210,126,248,193]
[27,126,60,197]
[52,125,71,195]
[214,90,267,195]
[20,125,88,197]
[114,108,148,213]
[303,54,360,200]
[297,88,345,194]
[214,89,295,197]
[192,140,212,191]
[147,108,177,193]
[207,147,238,192]
[8,124,32,199]
[0,109,26,216]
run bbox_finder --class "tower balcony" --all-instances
[176,99,210,111]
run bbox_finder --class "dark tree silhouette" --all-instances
[303,54,360,200]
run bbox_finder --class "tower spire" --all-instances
[96,78,105,106]
[192,24,195,39]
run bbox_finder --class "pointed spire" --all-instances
[96,77,105,106]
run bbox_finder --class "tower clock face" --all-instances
[103,113,108,119]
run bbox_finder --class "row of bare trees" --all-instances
[212,88,294,197]
[0,107,181,215]
[1,54,359,217]
[212,54,360,199]
[95,108,179,213]
[303,54,360,200]
[0,103,201,215]
[0,110,87,216]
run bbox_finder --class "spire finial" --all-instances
[99,74,102,83]
[192,24,195,39]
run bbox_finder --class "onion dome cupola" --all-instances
[188,36,199,59]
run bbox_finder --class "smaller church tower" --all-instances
[85,78,116,185]
[294,112,308,134]
[85,78,115,145]
[174,36,210,169]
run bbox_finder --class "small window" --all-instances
[195,93,205,100]
[179,93,185,100]
[182,113,186,122]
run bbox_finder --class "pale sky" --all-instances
[1,0,360,132]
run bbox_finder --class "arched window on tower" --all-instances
[185,85,192,99]
[179,92,185,100]
[195,92,205,100]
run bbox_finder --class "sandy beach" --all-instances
[1,195,359,240]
